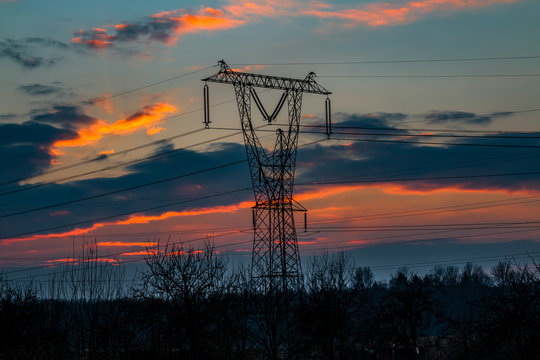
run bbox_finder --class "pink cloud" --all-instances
[73,0,518,50]
[301,0,520,27]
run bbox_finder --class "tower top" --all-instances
[202,60,331,95]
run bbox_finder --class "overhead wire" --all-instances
[0,97,248,195]
[0,138,324,240]
[0,160,248,219]
[0,65,217,163]
[0,187,251,241]
[231,56,540,66]
[0,128,247,198]
[319,74,540,78]
[4,230,251,280]
[4,57,540,278]
[327,136,540,149]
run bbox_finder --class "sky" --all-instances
[1,0,540,280]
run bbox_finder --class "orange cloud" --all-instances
[2,201,253,245]
[98,241,158,247]
[146,127,164,135]
[98,149,115,156]
[3,183,530,246]
[120,250,158,256]
[45,257,76,264]
[53,102,175,149]
[72,28,114,48]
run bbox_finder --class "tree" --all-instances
[300,252,358,359]
[377,269,438,359]
[478,260,540,360]
[135,240,231,359]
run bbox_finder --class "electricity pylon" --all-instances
[203,60,331,291]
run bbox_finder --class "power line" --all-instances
[0,95,247,191]
[210,125,540,147]
[0,138,323,240]
[368,252,540,271]
[0,160,247,219]
[328,136,540,149]
[291,123,540,135]
[4,230,249,280]
[232,56,540,66]
[7,249,539,283]
[0,65,217,163]
[300,227,540,255]
[0,128,246,198]
[295,171,540,186]
[4,106,538,190]
[304,195,540,225]
[306,130,540,140]
[320,74,540,78]
[0,187,250,241]
[4,150,539,221]
[87,65,217,104]
[0,128,205,188]
[308,219,540,229]
[5,215,540,280]
[7,220,538,281]
[309,129,540,140]
[218,126,540,140]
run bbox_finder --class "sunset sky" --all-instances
[1,0,540,279]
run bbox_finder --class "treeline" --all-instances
[1,242,539,360]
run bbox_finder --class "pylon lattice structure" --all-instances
[203,60,331,291]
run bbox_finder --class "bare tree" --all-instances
[135,240,231,359]
[478,260,540,360]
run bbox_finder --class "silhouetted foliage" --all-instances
[1,249,539,359]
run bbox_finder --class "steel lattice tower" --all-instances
[203,60,331,291]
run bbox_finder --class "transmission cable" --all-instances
[0,160,247,219]
[0,65,217,162]
[328,136,540,149]
[0,97,245,192]
[231,56,540,66]
[319,73,540,78]
[3,230,249,279]
[0,128,246,198]
[0,187,251,241]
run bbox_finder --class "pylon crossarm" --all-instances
[202,60,332,95]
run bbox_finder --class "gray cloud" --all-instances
[17,82,72,97]
[0,37,69,68]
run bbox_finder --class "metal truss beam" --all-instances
[203,60,332,95]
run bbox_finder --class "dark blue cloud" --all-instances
[0,121,77,183]
[0,139,250,238]
[31,105,97,130]
[1,110,538,240]
[0,114,17,121]
[297,111,540,193]
[423,110,510,125]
